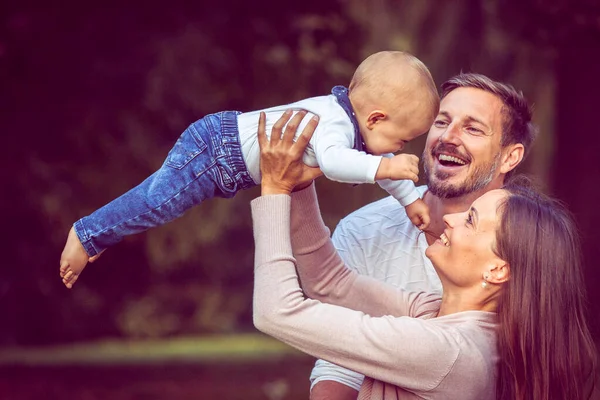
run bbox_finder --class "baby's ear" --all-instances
[365,110,386,129]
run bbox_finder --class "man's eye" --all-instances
[466,126,483,135]
[434,120,448,128]
[466,213,473,225]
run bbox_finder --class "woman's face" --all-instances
[425,189,508,288]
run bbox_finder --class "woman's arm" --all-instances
[253,110,454,391]
[252,194,458,392]
[289,183,439,319]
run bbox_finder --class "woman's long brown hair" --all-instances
[495,181,597,399]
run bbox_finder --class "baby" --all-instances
[60,50,440,288]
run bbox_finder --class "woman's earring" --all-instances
[481,274,489,289]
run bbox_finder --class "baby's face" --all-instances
[364,113,433,155]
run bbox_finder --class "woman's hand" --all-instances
[258,109,323,195]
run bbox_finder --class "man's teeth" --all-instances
[440,233,450,246]
[438,154,466,165]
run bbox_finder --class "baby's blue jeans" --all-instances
[74,111,255,256]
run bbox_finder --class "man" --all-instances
[309,73,537,399]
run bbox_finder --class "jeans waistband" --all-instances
[214,111,255,191]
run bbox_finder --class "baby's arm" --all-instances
[319,140,430,229]
[404,198,430,230]
[314,124,419,184]
[316,126,430,230]
[374,153,419,182]
[378,174,431,230]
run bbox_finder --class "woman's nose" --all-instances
[442,213,459,228]
[442,214,451,228]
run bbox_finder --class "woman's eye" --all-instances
[466,213,473,225]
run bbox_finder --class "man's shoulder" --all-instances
[340,196,405,223]
[333,185,437,290]
[337,186,428,230]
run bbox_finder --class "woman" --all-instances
[251,111,597,399]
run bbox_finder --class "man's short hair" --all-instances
[441,73,537,173]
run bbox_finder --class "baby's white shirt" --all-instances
[237,94,419,206]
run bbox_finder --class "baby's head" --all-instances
[348,51,439,155]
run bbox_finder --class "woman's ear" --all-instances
[485,259,510,285]
[499,143,524,174]
[365,110,386,130]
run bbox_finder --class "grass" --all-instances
[0,333,308,366]
[0,335,315,399]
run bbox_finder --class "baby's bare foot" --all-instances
[59,227,89,289]
[60,266,79,289]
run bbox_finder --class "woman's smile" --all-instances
[439,232,450,246]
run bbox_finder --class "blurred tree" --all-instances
[491,0,600,336]
[1,0,368,343]
[2,0,597,345]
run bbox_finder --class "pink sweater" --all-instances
[252,185,499,400]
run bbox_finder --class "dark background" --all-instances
[1,0,599,399]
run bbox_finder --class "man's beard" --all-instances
[422,146,501,199]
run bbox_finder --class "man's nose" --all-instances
[439,122,462,145]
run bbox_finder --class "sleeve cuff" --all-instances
[364,156,382,184]
[73,218,98,257]
[397,189,420,207]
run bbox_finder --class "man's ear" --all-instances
[365,110,386,130]
[499,143,524,174]
[485,259,510,285]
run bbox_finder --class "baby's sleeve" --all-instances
[376,153,420,206]
[313,120,382,184]
[377,178,420,207]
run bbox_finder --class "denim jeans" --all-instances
[74,111,256,256]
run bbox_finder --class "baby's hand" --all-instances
[59,227,103,289]
[379,154,420,182]
[405,198,430,231]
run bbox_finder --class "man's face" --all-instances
[422,87,505,199]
